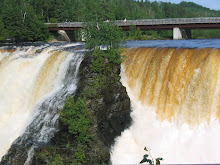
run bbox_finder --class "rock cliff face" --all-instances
[76,54,131,148]
[1,53,131,164]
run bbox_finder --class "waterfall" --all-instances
[111,47,220,164]
[0,43,83,162]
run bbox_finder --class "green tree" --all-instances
[29,0,54,22]
[61,96,91,144]
[60,96,91,164]
[49,154,64,165]
[83,21,124,50]
[2,0,49,41]
[2,2,24,41]
[128,26,144,40]
[83,21,125,77]
[1,0,219,42]
[0,16,6,41]
[22,4,49,41]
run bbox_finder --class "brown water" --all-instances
[122,47,220,125]
[111,47,220,164]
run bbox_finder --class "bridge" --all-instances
[46,17,220,40]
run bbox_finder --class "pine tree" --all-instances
[2,0,49,42]
[0,16,6,41]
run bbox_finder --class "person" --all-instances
[124,18,127,23]
[65,19,68,23]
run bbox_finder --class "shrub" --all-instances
[61,96,91,144]
[140,147,163,165]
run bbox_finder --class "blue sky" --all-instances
[149,0,220,10]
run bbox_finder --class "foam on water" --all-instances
[111,47,220,164]
[0,44,84,161]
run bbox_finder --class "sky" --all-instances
[149,0,220,10]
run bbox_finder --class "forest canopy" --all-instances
[0,0,219,41]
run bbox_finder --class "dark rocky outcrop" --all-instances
[1,53,131,165]
[75,53,131,148]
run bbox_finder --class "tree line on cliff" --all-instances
[0,0,220,42]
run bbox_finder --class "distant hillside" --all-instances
[179,1,220,17]
[1,0,219,23]
[0,0,219,41]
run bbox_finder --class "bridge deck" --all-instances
[46,17,220,31]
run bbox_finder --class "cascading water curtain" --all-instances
[0,44,83,161]
[111,47,220,164]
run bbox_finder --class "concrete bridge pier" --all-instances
[58,30,71,41]
[50,30,76,41]
[81,31,86,41]
[173,27,183,40]
[173,27,192,40]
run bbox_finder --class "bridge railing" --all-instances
[46,17,220,29]
[46,22,83,28]
[115,17,220,26]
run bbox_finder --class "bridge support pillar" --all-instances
[81,31,86,41]
[50,30,76,42]
[173,28,192,40]
[173,27,183,40]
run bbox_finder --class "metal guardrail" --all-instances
[46,17,220,28]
